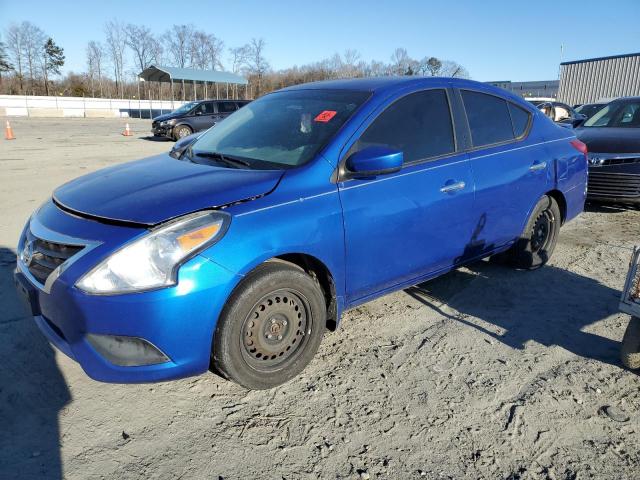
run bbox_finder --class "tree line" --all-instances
[0,20,469,100]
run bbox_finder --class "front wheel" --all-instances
[507,195,561,270]
[173,125,192,141]
[212,262,326,389]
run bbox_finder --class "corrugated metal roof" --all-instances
[560,52,640,66]
[139,65,248,85]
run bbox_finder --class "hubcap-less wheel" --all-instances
[241,289,310,370]
[530,209,554,252]
[176,126,191,138]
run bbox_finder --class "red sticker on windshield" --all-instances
[314,110,337,122]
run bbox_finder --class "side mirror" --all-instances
[195,110,203,116]
[345,146,403,178]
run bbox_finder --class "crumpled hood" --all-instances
[575,127,640,153]
[152,112,179,123]
[53,154,283,225]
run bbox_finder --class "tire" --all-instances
[173,125,192,141]
[508,195,561,270]
[621,316,640,369]
[211,262,326,389]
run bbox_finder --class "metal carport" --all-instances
[138,65,249,107]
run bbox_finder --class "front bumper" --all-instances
[16,201,241,383]
[151,124,173,137]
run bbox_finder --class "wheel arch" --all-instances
[546,189,567,224]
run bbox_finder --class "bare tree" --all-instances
[104,20,127,98]
[0,34,13,84]
[166,24,194,68]
[229,46,248,74]
[440,60,469,78]
[246,38,269,95]
[124,24,157,73]
[342,48,361,78]
[390,47,412,75]
[21,22,46,94]
[86,41,105,97]
[5,24,24,92]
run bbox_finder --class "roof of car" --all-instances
[280,76,473,93]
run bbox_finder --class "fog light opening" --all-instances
[86,334,170,367]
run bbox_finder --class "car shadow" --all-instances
[139,135,172,142]
[406,259,621,366]
[0,247,70,479]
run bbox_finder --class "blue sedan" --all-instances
[15,77,588,389]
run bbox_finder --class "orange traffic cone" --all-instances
[122,123,133,136]
[5,120,16,140]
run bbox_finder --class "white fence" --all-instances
[0,95,188,118]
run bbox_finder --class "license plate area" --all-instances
[14,270,41,316]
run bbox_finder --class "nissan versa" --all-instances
[14,77,588,389]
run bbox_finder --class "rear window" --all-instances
[462,90,514,147]
[352,89,455,163]
[217,102,237,113]
[508,103,530,138]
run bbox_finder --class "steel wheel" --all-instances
[530,209,554,253]
[240,288,310,371]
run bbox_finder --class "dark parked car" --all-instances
[575,97,640,206]
[529,100,586,128]
[152,99,251,140]
[575,102,607,120]
[15,77,587,389]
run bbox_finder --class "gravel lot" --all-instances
[1,118,639,480]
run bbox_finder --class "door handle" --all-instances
[440,181,466,193]
[529,161,547,171]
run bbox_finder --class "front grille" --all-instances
[26,236,84,284]
[600,157,640,166]
[587,171,640,199]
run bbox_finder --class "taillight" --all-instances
[570,139,588,155]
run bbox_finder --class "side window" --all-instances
[195,102,214,114]
[217,102,237,113]
[508,103,531,138]
[554,104,570,122]
[353,89,455,163]
[461,90,514,147]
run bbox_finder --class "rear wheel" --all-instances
[211,262,326,389]
[621,316,640,369]
[173,125,192,141]
[505,195,561,270]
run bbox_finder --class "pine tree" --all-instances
[42,37,64,95]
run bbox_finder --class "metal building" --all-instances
[557,52,640,105]
[486,80,559,98]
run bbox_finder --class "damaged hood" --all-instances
[53,154,283,225]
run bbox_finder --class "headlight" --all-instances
[76,211,229,294]
[160,119,177,127]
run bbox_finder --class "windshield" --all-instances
[583,100,640,128]
[173,101,198,115]
[575,103,605,119]
[188,89,370,169]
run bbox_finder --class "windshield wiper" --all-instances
[193,151,251,169]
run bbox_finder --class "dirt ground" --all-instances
[1,118,639,480]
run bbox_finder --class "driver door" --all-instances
[338,89,476,303]
[191,101,215,131]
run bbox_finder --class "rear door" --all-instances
[339,88,476,303]
[215,101,238,123]
[458,89,552,250]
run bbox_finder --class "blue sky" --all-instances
[1,0,638,81]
